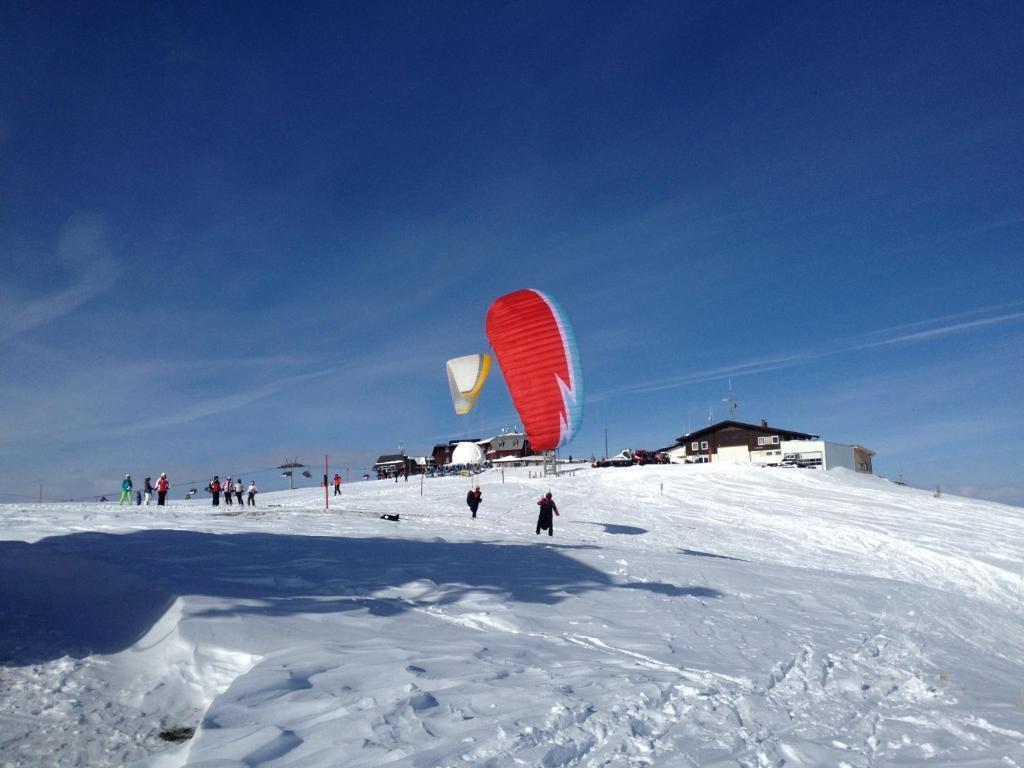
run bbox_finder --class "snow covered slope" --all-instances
[1,465,1023,767]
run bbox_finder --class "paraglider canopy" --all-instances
[486,289,584,452]
[446,354,492,415]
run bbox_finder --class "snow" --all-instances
[2,464,1024,767]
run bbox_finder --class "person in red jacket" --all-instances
[536,492,559,536]
[156,473,169,506]
[210,476,221,506]
[333,473,342,496]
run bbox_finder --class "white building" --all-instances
[779,440,874,473]
[659,420,874,474]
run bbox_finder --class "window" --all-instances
[756,436,767,446]
[700,440,709,450]
[691,441,699,450]
[771,435,780,445]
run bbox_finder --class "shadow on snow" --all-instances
[678,548,747,562]
[572,522,649,536]
[0,530,722,666]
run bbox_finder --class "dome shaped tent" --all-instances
[450,441,485,466]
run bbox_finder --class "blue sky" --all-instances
[1,1,1022,503]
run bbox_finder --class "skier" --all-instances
[118,474,133,506]
[246,480,257,506]
[333,473,342,496]
[466,486,482,519]
[223,476,233,506]
[143,477,154,506]
[535,492,559,536]
[210,476,221,506]
[234,477,243,505]
[156,473,169,506]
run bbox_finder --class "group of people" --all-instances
[208,476,258,507]
[465,487,560,536]
[117,473,170,506]
[115,472,559,533]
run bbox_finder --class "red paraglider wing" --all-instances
[486,289,583,452]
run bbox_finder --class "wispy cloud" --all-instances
[853,311,1024,349]
[0,213,120,344]
[117,366,343,433]
[588,301,1024,402]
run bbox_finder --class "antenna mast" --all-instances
[722,378,738,420]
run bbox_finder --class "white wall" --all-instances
[716,445,751,464]
[823,442,856,471]
[781,440,859,471]
[665,445,689,463]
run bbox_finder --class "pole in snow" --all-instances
[324,453,329,511]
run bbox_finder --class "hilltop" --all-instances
[2,464,1023,767]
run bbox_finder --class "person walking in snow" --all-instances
[246,481,257,506]
[536,492,559,536]
[156,473,169,506]
[210,476,221,506]
[223,476,233,506]
[143,477,154,506]
[333,473,342,496]
[467,486,482,519]
[118,474,133,506]
[234,478,243,505]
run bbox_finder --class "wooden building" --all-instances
[483,432,531,460]
[662,420,817,464]
[373,454,415,479]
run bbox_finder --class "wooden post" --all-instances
[420,471,424,496]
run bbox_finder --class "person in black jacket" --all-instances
[466,486,482,518]
[536,492,559,536]
[143,477,154,506]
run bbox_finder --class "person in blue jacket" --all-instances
[118,474,133,506]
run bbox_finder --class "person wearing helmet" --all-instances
[143,477,154,506]
[118,474,133,506]
[535,491,559,536]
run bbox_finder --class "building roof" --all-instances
[373,454,408,466]
[676,420,817,443]
[487,433,528,451]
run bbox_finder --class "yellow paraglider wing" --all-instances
[446,353,492,415]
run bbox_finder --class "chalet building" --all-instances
[660,419,874,474]
[373,454,416,479]
[483,432,531,460]
[661,420,816,464]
